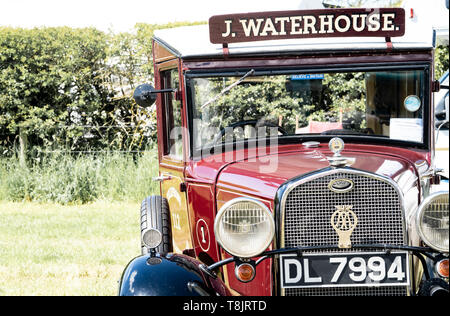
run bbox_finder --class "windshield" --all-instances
[187,68,426,154]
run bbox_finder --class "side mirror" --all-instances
[133,84,177,107]
[133,84,158,107]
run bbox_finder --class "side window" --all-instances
[161,68,183,159]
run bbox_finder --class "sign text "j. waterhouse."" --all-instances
[209,8,405,44]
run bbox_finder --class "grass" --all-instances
[0,150,158,295]
[0,200,141,296]
[0,150,159,204]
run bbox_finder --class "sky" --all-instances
[0,0,324,33]
[0,0,447,33]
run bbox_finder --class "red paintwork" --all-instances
[216,143,427,199]
[187,143,428,196]
[186,183,220,261]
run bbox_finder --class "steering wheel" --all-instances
[320,128,375,135]
[211,119,288,144]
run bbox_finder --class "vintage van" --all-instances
[119,8,449,296]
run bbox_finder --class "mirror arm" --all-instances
[142,88,177,99]
[148,88,177,94]
[440,84,449,90]
[134,84,177,107]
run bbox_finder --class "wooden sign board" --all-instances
[209,8,405,44]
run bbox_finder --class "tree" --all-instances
[435,45,449,79]
[0,22,207,158]
[0,27,110,158]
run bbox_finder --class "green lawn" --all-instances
[0,201,141,296]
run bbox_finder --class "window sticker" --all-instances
[291,74,324,80]
[390,118,423,143]
[404,95,421,112]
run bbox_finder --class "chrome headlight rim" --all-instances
[416,191,449,253]
[142,228,162,249]
[214,197,275,258]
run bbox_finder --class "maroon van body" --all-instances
[119,8,449,297]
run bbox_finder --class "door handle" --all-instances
[152,174,172,182]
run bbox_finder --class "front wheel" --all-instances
[140,196,172,255]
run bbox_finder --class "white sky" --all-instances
[0,0,324,33]
[0,0,447,33]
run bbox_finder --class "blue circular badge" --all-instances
[404,95,421,112]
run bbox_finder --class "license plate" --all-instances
[280,251,409,288]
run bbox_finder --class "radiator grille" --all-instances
[281,170,407,296]
[285,286,408,296]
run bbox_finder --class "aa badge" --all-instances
[331,205,358,249]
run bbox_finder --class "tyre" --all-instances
[140,196,172,255]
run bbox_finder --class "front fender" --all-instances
[118,253,232,296]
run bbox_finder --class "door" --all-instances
[157,65,193,254]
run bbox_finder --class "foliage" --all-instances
[435,44,449,80]
[198,72,366,139]
[0,22,205,204]
[206,77,301,130]
[0,22,205,158]
[0,150,159,204]
[0,27,111,155]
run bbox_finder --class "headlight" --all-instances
[214,198,275,258]
[416,191,449,252]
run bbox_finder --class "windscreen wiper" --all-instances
[200,69,255,110]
